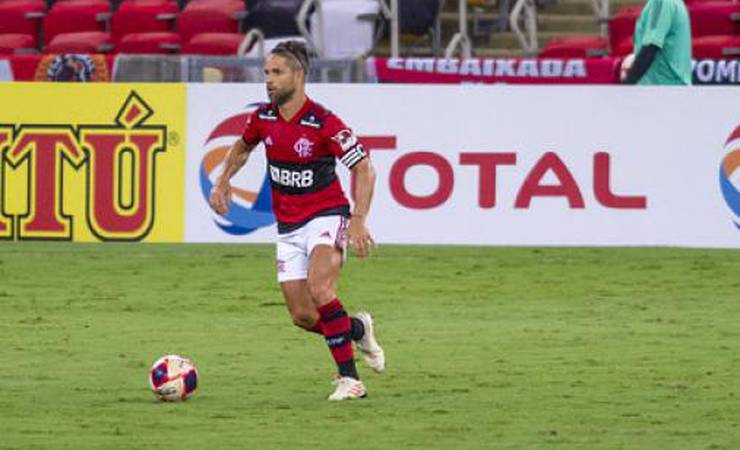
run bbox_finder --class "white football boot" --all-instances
[354,311,386,373]
[328,377,367,401]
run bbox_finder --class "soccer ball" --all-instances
[148,354,199,402]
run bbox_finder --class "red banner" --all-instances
[369,57,621,84]
[1,54,115,82]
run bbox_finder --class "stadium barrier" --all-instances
[0,83,738,247]
[185,84,740,248]
[0,83,185,242]
[0,55,739,85]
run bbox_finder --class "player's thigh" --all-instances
[307,244,343,306]
[276,233,309,283]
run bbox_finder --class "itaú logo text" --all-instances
[0,92,167,241]
[355,136,647,210]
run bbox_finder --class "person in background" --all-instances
[622,0,693,85]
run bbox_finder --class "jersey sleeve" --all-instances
[241,111,262,146]
[324,114,367,169]
[641,0,675,48]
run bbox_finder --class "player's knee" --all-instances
[291,312,317,331]
[307,277,334,305]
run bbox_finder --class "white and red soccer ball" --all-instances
[148,355,199,401]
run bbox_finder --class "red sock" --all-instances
[318,298,359,379]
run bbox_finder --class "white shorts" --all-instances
[276,215,349,282]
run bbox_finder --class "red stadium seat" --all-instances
[693,35,740,58]
[0,1,45,45]
[182,32,244,55]
[177,1,246,44]
[113,0,173,5]
[0,33,36,53]
[111,1,178,44]
[116,0,173,3]
[688,2,740,37]
[0,0,45,8]
[43,0,111,46]
[540,36,609,58]
[117,31,181,53]
[50,0,111,9]
[612,37,633,56]
[608,6,641,54]
[46,30,112,52]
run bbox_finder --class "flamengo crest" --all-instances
[293,137,313,158]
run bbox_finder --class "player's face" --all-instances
[264,55,302,106]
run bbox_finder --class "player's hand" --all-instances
[620,53,635,82]
[347,215,375,258]
[210,183,232,216]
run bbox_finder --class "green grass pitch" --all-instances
[0,243,739,449]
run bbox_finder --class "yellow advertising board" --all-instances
[0,83,185,242]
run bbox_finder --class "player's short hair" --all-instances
[270,41,310,76]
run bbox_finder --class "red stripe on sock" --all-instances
[319,298,354,363]
[318,298,343,320]
[327,338,354,363]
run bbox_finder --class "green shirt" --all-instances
[633,0,693,85]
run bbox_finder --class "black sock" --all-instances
[350,317,365,341]
[338,360,359,380]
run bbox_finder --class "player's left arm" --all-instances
[348,158,376,258]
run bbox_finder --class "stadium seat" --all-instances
[49,0,111,9]
[399,0,440,35]
[689,2,740,37]
[612,37,633,57]
[115,0,174,4]
[117,31,180,53]
[177,1,246,44]
[608,6,641,54]
[111,1,178,44]
[182,32,244,55]
[312,0,379,58]
[693,35,740,58]
[43,0,111,46]
[396,0,443,54]
[243,0,304,38]
[0,1,45,49]
[46,30,112,52]
[0,33,37,53]
[540,36,609,58]
[0,0,45,8]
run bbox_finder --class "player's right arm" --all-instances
[209,137,257,216]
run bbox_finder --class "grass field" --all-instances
[0,243,739,450]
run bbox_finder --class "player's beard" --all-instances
[270,86,296,106]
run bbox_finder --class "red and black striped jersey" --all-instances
[241,98,366,233]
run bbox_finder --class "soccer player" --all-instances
[622,0,692,85]
[209,41,385,401]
